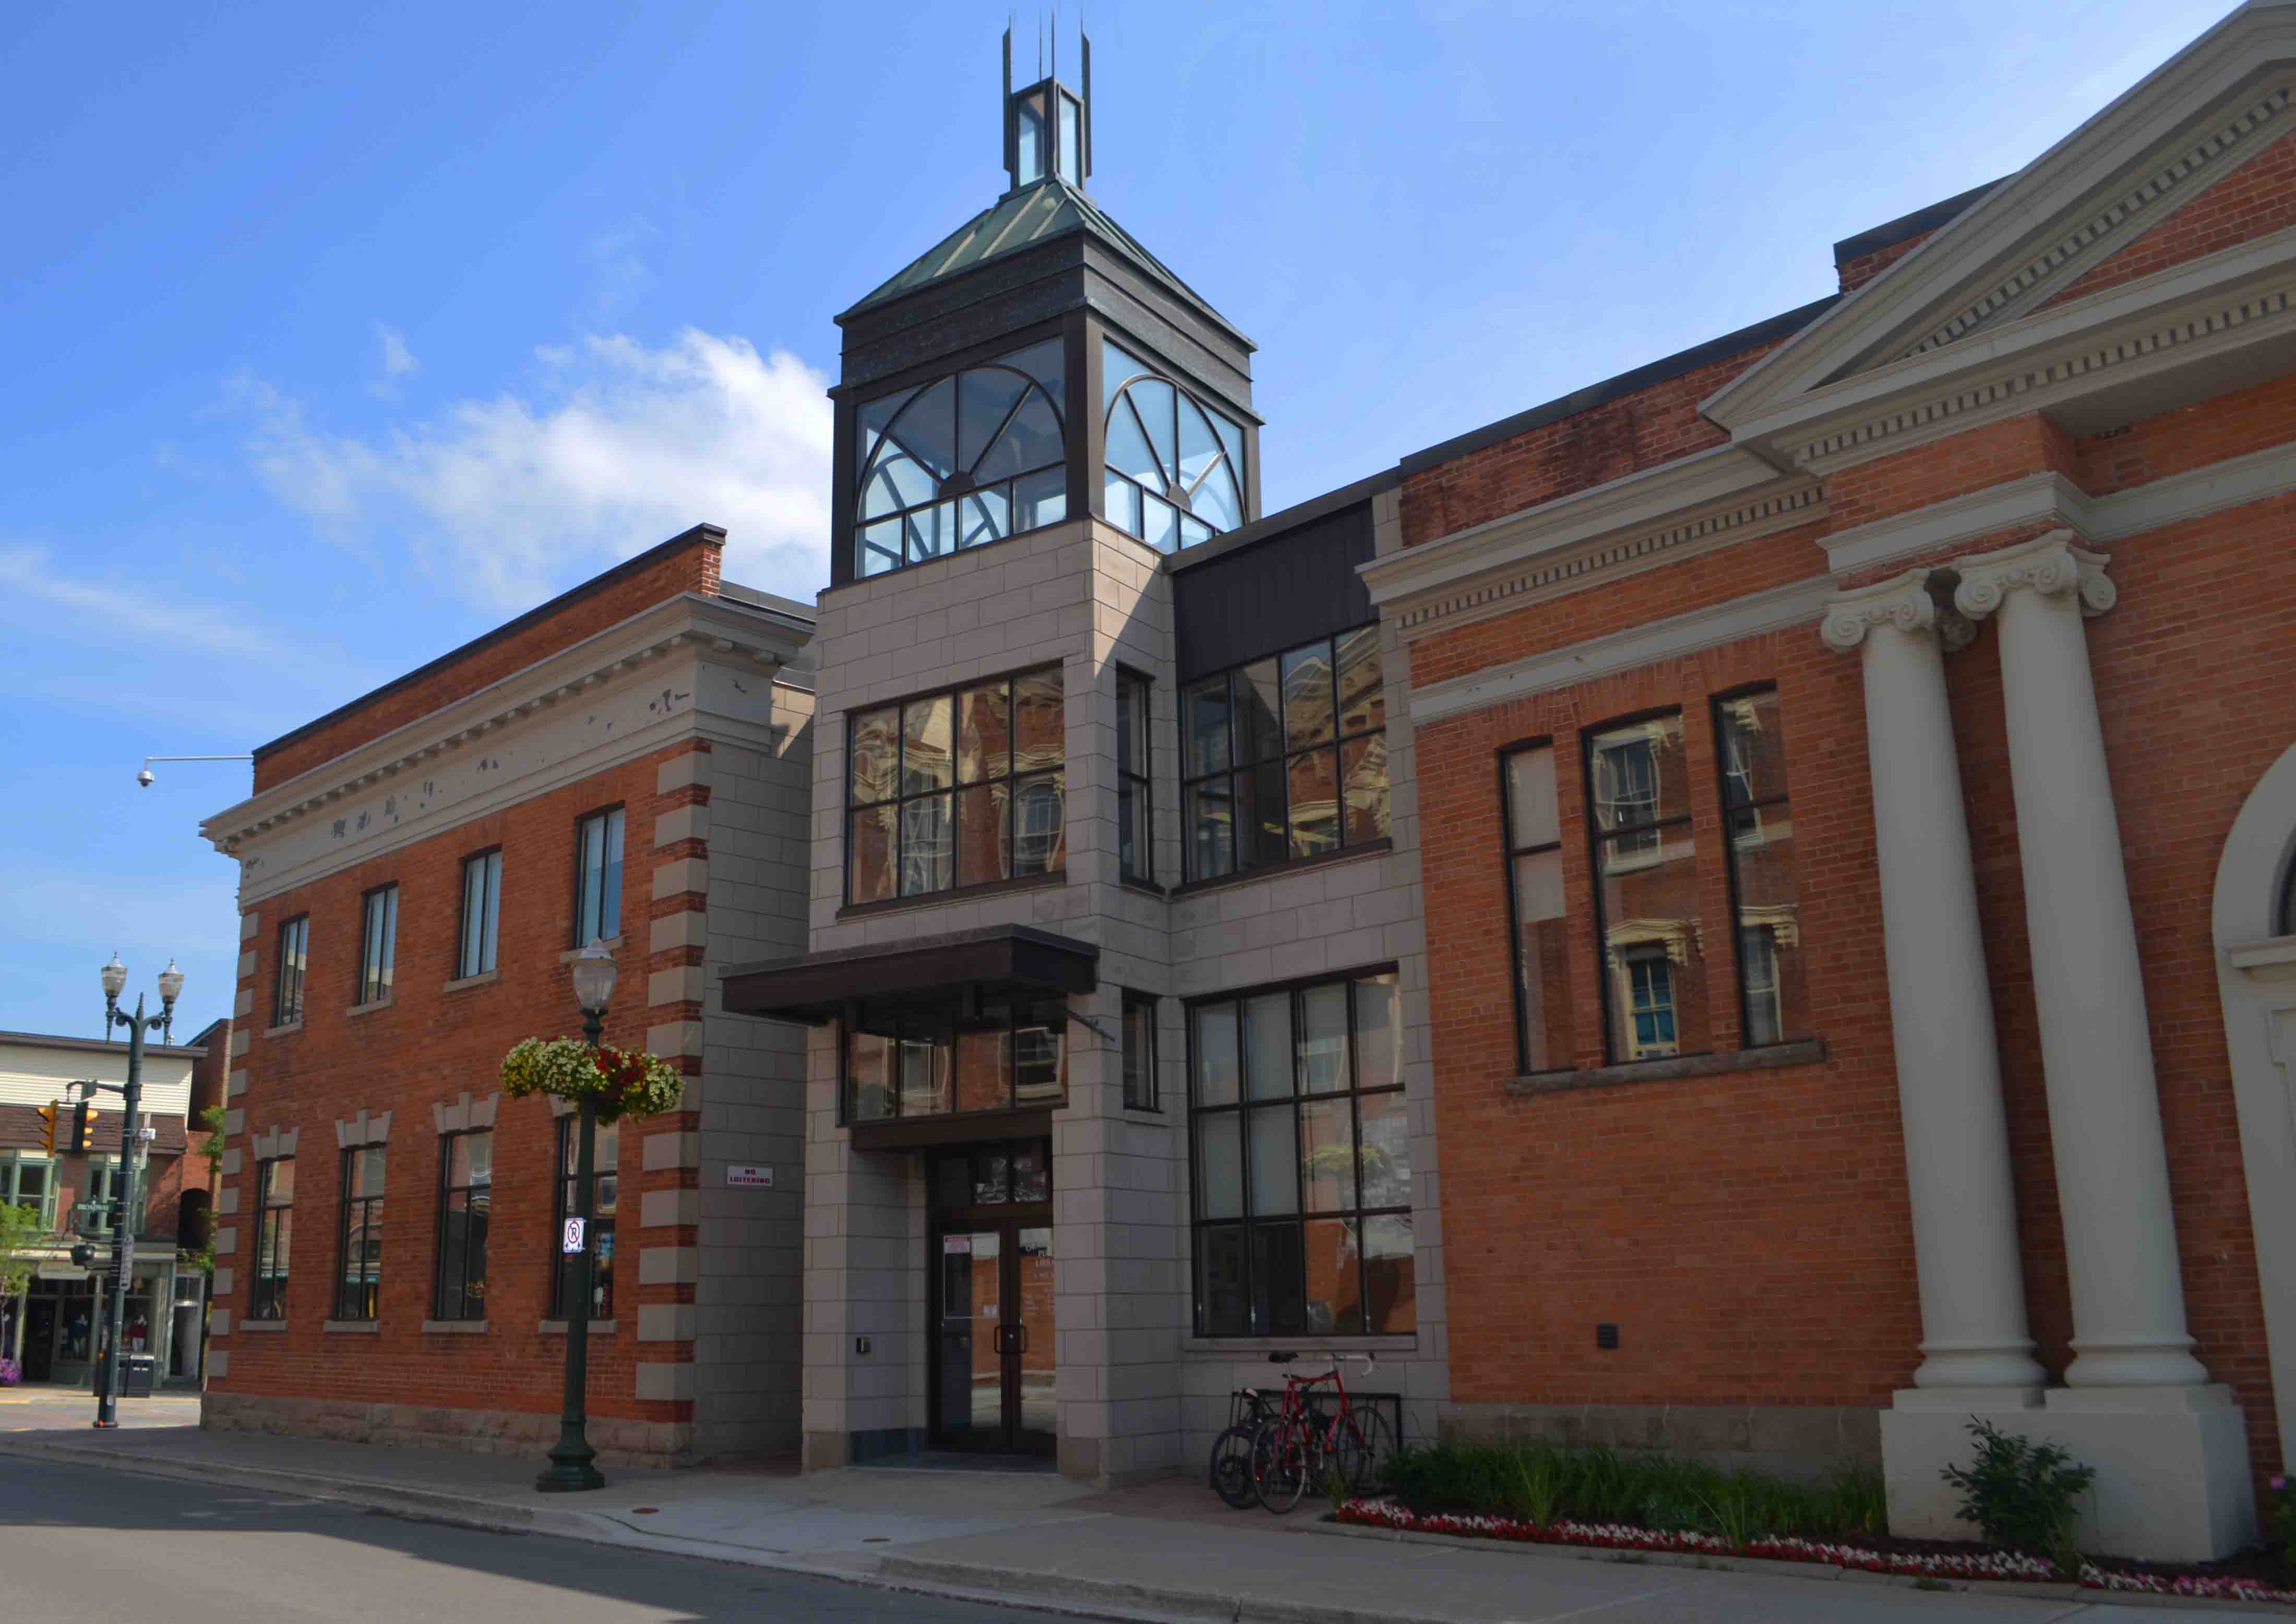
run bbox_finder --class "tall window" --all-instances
[273,915,309,1025]
[1117,671,1153,883]
[433,1131,492,1321]
[83,1156,126,1235]
[1716,691,1810,1048]
[573,808,624,946]
[1102,339,1246,552]
[1189,972,1414,1338]
[1586,715,1705,1063]
[846,668,1065,905]
[334,1147,385,1321]
[854,340,1067,579]
[846,1000,1069,1123]
[1503,746,1575,1074]
[250,1157,293,1321]
[1122,994,1159,1112]
[0,1154,54,1228]
[458,849,501,978]
[356,885,398,1005]
[551,1117,618,1320]
[1182,628,1385,882]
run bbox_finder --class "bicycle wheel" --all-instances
[1249,1416,1311,1513]
[1207,1424,1259,1510]
[1334,1406,1395,1494]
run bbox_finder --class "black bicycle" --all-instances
[1208,1384,1280,1508]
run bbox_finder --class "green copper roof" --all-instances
[841,178,1240,335]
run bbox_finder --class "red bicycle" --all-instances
[1247,1351,1394,1513]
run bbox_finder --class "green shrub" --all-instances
[1938,1418,2095,1575]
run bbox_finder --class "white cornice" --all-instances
[1705,2,2296,429]
[1359,445,1822,639]
[201,593,803,856]
[2086,437,2296,540]
[1825,472,2095,574]
[1407,575,1835,726]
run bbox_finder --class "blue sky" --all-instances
[0,0,2235,1040]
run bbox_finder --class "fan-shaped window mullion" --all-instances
[1123,392,1173,499]
[967,382,1034,480]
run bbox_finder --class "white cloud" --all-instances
[371,323,420,398]
[0,542,281,661]
[239,329,833,611]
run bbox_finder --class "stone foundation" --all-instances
[201,1390,695,1467]
[1440,1401,1883,1483]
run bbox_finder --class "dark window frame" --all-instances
[1180,626,1386,884]
[431,1129,492,1322]
[1582,709,1696,1066]
[273,914,309,1026]
[334,1147,385,1322]
[1184,966,1413,1340]
[1499,740,1570,1076]
[571,805,626,948]
[1100,336,1249,554]
[549,1115,618,1321]
[840,997,1071,1126]
[1121,992,1161,1112]
[355,884,398,1005]
[843,664,1067,908]
[250,1156,293,1321]
[1712,687,1805,1052]
[457,847,503,978]
[1117,667,1154,885]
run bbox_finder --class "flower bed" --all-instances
[1334,1499,2296,1605]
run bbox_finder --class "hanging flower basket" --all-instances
[500,1037,686,1123]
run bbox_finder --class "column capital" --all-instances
[1952,530,2115,623]
[1821,568,1976,653]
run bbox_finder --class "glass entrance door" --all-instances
[929,1141,1055,1454]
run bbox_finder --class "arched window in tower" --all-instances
[854,339,1068,579]
[1102,339,1247,554]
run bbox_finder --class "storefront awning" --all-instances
[719,924,1098,1026]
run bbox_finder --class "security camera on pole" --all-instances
[79,952,183,1427]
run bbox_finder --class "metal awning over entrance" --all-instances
[719,924,1098,1026]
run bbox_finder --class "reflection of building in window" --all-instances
[1121,994,1158,1111]
[552,1117,618,1320]
[846,999,1070,1123]
[433,1130,492,1322]
[1181,627,1385,881]
[1739,925,1781,1048]
[1594,735,1660,858]
[573,807,625,946]
[1187,972,1414,1338]
[855,341,1068,579]
[251,1157,293,1321]
[334,1147,386,1322]
[1715,690,1810,1049]
[1611,941,1682,1059]
[1102,340,1247,553]
[1116,671,1153,883]
[1,1152,55,1227]
[1586,714,1703,1062]
[1502,745,1574,1074]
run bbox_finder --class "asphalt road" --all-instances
[0,1458,1062,1623]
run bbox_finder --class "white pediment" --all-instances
[1705,1,2296,440]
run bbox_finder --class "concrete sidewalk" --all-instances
[0,1422,2265,1621]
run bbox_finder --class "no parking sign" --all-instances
[561,1217,586,1255]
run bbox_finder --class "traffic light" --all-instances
[36,1103,57,1155]
[62,1102,92,1154]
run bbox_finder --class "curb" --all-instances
[878,1553,1481,1624]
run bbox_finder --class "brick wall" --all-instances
[2043,127,2296,312]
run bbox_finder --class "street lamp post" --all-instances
[90,953,182,1428]
[537,940,615,1494]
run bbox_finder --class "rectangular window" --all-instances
[334,1147,386,1321]
[1188,971,1414,1338]
[573,808,625,946]
[1716,690,1811,1049]
[82,1157,125,1235]
[1181,627,1385,882]
[551,1116,619,1320]
[1502,746,1575,1074]
[1586,714,1707,1064]
[433,1130,492,1321]
[356,885,398,1005]
[458,849,502,978]
[251,1157,294,1321]
[1,1154,55,1228]
[1117,671,1153,884]
[273,915,309,1025]
[846,667,1065,906]
[844,999,1069,1123]
[1122,994,1159,1111]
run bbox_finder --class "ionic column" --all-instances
[1823,573,2044,1391]
[1954,531,2209,1389]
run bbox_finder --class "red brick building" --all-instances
[198,528,818,1464]
[1359,0,2296,1561]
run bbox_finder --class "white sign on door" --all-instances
[561,1217,586,1255]
[726,1164,773,1188]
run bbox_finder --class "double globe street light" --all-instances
[537,940,616,1493]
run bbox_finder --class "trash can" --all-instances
[125,1354,155,1398]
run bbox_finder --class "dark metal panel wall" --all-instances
[1172,500,1377,682]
